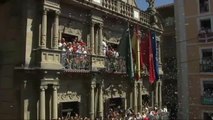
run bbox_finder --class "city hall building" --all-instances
[0,0,163,119]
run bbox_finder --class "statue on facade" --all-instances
[146,0,155,9]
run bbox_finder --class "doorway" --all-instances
[62,33,78,43]
[59,101,80,119]
[105,97,125,117]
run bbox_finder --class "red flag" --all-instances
[148,32,156,84]
[140,33,149,70]
[140,32,155,84]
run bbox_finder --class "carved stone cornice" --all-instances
[40,85,48,90]
[55,10,61,15]
[53,85,59,90]
[58,91,81,102]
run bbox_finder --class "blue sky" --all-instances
[136,0,174,10]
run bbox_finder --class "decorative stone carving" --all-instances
[103,83,127,99]
[58,91,81,102]
[92,57,105,70]
[59,19,83,38]
[103,30,122,44]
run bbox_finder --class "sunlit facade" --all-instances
[175,0,213,119]
[0,0,163,119]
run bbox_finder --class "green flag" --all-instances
[119,26,134,80]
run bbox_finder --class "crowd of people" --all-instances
[105,106,168,120]
[58,106,169,120]
[59,37,88,55]
[59,37,89,69]
[59,37,122,70]
[58,113,90,120]
[58,37,119,57]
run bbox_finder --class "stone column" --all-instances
[90,22,95,55]
[99,24,103,55]
[40,85,47,120]
[22,80,28,120]
[41,9,48,48]
[90,81,96,120]
[138,82,142,113]
[98,81,103,119]
[52,85,59,120]
[159,80,162,109]
[155,82,159,107]
[133,81,137,113]
[53,11,60,50]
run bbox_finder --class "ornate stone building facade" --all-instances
[0,0,162,119]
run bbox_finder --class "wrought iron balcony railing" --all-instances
[61,52,126,73]
[61,52,91,70]
[105,56,126,73]
[200,58,213,72]
[201,95,213,105]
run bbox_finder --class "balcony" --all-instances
[198,31,213,42]
[201,96,213,105]
[200,58,213,72]
[66,0,151,27]
[61,52,126,73]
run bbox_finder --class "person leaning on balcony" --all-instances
[102,40,107,55]
[59,37,67,51]
[67,42,73,52]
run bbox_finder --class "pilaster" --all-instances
[90,21,95,55]
[133,81,137,113]
[138,81,142,113]
[99,24,103,56]
[41,8,48,48]
[159,80,162,109]
[53,11,60,50]
[155,82,159,107]
[98,80,104,119]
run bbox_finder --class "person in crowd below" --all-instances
[136,112,142,120]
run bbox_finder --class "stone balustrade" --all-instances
[68,0,151,27]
